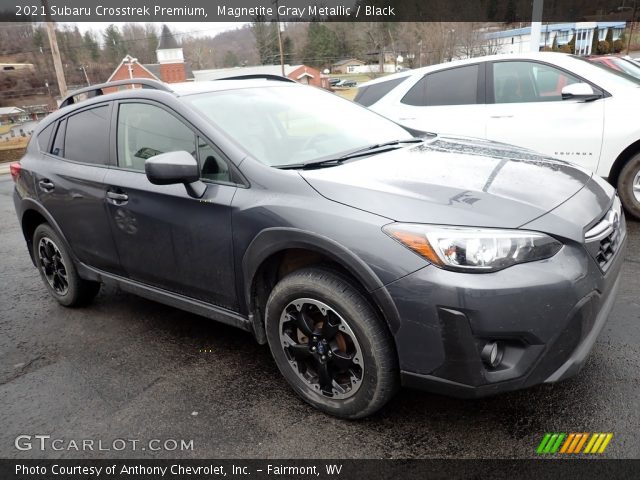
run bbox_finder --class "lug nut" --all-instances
[311,346,316,352]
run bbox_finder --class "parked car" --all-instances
[11,77,626,418]
[587,55,640,80]
[328,77,341,86]
[355,52,640,219]
[336,79,357,87]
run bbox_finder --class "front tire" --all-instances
[32,224,101,307]
[265,267,399,419]
[617,153,640,220]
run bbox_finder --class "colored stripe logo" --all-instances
[537,433,613,454]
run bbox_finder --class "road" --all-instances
[0,175,639,459]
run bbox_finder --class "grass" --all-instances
[0,136,30,151]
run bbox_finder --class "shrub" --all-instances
[612,39,624,53]
[597,40,611,54]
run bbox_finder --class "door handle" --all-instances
[489,115,514,119]
[106,191,129,205]
[38,179,55,192]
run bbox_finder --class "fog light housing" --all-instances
[481,341,504,368]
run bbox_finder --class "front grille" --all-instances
[584,196,625,272]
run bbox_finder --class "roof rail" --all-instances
[59,78,172,108]
[215,74,295,83]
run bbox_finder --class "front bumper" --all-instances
[383,233,626,398]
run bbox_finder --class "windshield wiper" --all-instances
[274,138,424,170]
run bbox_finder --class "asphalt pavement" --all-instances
[0,175,639,459]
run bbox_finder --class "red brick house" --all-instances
[105,25,193,91]
[193,64,329,89]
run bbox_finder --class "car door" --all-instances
[485,60,605,172]
[34,102,123,274]
[103,100,239,310]
[375,63,486,138]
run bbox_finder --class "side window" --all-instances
[493,61,580,103]
[354,76,409,107]
[50,120,66,157]
[117,103,195,171]
[37,123,54,152]
[401,65,479,106]
[198,138,231,183]
[64,105,110,165]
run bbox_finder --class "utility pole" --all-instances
[80,66,90,86]
[530,0,544,52]
[41,0,67,99]
[272,0,285,76]
[627,1,637,54]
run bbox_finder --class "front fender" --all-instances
[241,227,402,334]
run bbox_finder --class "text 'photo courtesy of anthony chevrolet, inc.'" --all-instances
[1,0,640,478]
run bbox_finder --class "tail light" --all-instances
[9,162,21,182]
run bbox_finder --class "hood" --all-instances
[300,136,593,229]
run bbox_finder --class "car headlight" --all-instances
[383,223,562,272]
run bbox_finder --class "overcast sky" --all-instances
[61,22,245,39]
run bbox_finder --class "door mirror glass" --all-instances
[561,82,599,100]
[145,151,200,185]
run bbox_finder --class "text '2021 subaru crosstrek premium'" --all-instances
[11,77,626,418]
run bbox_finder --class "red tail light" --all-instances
[9,162,21,182]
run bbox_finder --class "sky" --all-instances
[61,22,245,39]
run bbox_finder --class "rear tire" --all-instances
[265,267,399,419]
[617,153,640,220]
[32,224,101,307]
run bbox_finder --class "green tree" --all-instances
[591,27,599,55]
[567,35,576,54]
[605,27,614,48]
[282,36,295,64]
[222,50,239,67]
[252,18,279,64]
[302,21,338,69]
[83,31,100,62]
[103,24,125,65]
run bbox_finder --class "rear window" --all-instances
[63,105,110,165]
[401,65,479,106]
[354,76,409,106]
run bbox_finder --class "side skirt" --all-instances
[77,263,252,333]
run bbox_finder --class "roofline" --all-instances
[106,55,160,83]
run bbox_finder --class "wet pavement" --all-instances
[0,176,639,459]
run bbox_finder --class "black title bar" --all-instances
[0,0,638,22]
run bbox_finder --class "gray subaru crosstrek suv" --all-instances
[11,77,626,418]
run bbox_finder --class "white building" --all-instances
[485,21,626,55]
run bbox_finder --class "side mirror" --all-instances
[145,151,206,198]
[561,83,601,102]
[145,151,199,185]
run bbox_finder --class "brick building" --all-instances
[105,25,193,91]
[193,64,329,89]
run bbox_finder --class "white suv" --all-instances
[356,52,640,219]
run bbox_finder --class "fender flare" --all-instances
[19,198,78,267]
[241,227,401,334]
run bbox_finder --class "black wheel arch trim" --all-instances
[18,197,78,268]
[240,227,402,338]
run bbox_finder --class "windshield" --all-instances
[572,55,640,87]
[183,85,413,167]
[608,57,640,79]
